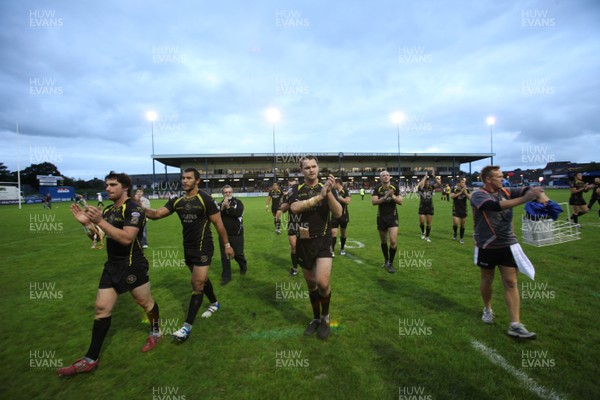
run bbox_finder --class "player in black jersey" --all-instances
[417,173,441,242]
[143,168,234,342]
[450,178,471,244]
[372,170,403,273]
[587,177,600,214]
[266,182,284,233]
[58,172,161,376]
[569,172,594,225]
[331,179,351,256]
[289,156,342,339]
[280,178,300,276]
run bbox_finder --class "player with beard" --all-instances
[289,156,342,339]
[371,170,403,273]
[58,171,160,376]
[143,168,234,342]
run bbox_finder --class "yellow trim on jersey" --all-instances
[196,193,208,251]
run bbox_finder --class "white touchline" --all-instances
[470,339,563,400]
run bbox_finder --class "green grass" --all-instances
[0,189,598,400]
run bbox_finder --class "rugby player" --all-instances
[58,172,160,376]
[289,156,342,339]
[265,182,284,234]
[331,178,351,256]
[143,168,234,342]
[417,173,441,242]
[371,170,403,273]
[569,172,593,225]
[280,178,300,276]
[586,177,600,213]
[450,178,471,244]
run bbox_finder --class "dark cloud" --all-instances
[0,0,598,178]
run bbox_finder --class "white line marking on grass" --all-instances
[342,239,364,249]
[470,339,564,400]
[339,252,364,265]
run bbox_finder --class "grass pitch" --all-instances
[0,189,598,400]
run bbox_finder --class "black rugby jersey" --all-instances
[334,187,350,218]
[452,187,470,215]
[268,188,283,208]
[102,198,146,265]
[164,190,219,248]
[289,182,332,237]
[569,179,586,203]
[418,185,436,208]
[372,183,400,217]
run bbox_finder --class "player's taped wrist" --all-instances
[305,195,320,209]
[225,243,231,248]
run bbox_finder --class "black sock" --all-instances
[453,225,457,235]
[331,237,337,252]
[204,278,217,304]
[309,290,321,320]
[320,290,331,317]
[85,316,112,361]
[460,227,465,239]
[572,213,579,223]
[291,251,298,269]
[186,291,204,325]
[340,237,346,250]
[380,243,389,262]
[426,226,431,237]
[389,246,397,265]
[420,224,425,234]
[146,302,160,336]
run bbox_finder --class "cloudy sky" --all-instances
[1,0,599,180]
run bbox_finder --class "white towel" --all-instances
[510,243,535,280]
